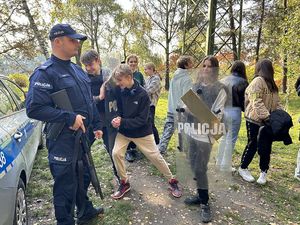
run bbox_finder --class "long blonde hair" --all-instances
[144,62,162,80]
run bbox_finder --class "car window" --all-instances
[0,82,17,116]
[1,80,25,109]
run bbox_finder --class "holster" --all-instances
[45,122,65,141]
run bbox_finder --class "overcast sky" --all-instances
[116,0,133,10]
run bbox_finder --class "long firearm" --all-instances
[50,89,104,199]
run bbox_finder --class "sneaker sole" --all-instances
[256,180,266,185]
[241,177,255,182]
[171,192,182,198]
[201,218,212,223]
[168,187,182,198]
[111,187,131,200]
[238,172,255,182]
[184,200,201,206]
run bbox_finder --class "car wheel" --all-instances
[13,178,28,225]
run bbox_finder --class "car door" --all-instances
[0,80,25,225]
[1,79,42,180]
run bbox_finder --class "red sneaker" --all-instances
[168,178,182,198]
[111,180,131,200]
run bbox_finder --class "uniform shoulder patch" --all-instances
[38,60,53,71]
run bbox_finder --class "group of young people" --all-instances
[25,24,296,225]
[154,55,295,223]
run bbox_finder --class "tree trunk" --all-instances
[21,0,49,58]
[282,57,287,93]
[95,7,100,54]
[282,0,288,93]
[237,0,243,59]
[206,0,217,55]
[75,41,83,67]
[165,0,170,90]
[182,0,188,54]
[123,36,127,62]
[255,0,265,62]
[165,43,170,91]
[228,0,238,61]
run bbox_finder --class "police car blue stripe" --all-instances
[0,122,36,177]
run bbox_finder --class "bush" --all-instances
[8,73,29,89]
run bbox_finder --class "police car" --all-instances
[0,75,43,225]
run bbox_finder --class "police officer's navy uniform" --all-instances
[26,54,102,225]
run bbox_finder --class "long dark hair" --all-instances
[254,59,278,93]
[201,55,219,82]
[231,60,247,81]
[203,55,219,68]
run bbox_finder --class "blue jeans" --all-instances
[158,112,175,153]
[216,107,242,171]
[295,149,300,177]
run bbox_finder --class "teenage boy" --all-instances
[81,50,119,181]
[110,64,182,199]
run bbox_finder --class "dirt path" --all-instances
[124,158,281,225]
[28,147,295,225]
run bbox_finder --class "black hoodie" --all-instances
[118,80,153,138]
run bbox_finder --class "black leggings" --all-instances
[150,105,160,144]
[240,121,273,172]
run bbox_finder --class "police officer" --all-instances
[26,24,104,225]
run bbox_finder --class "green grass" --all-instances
[27,85,300,224]
[231,91,300,223]
[157,88,300,223]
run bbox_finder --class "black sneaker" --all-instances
[184,195,201,206]
[111,180,131,199]
[125,150,135,162]
[77,207,104,225]
[200,204,212,223]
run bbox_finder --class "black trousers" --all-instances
[149,105,160,144]
[189,137,212,190]
[188,137,211,205]
[240,121,273,172]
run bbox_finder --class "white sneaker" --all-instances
[257,172,267,185]
[238,167,255,182]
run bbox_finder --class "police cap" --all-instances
[49,24,87,41]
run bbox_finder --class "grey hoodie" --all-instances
[168,68,193,113]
